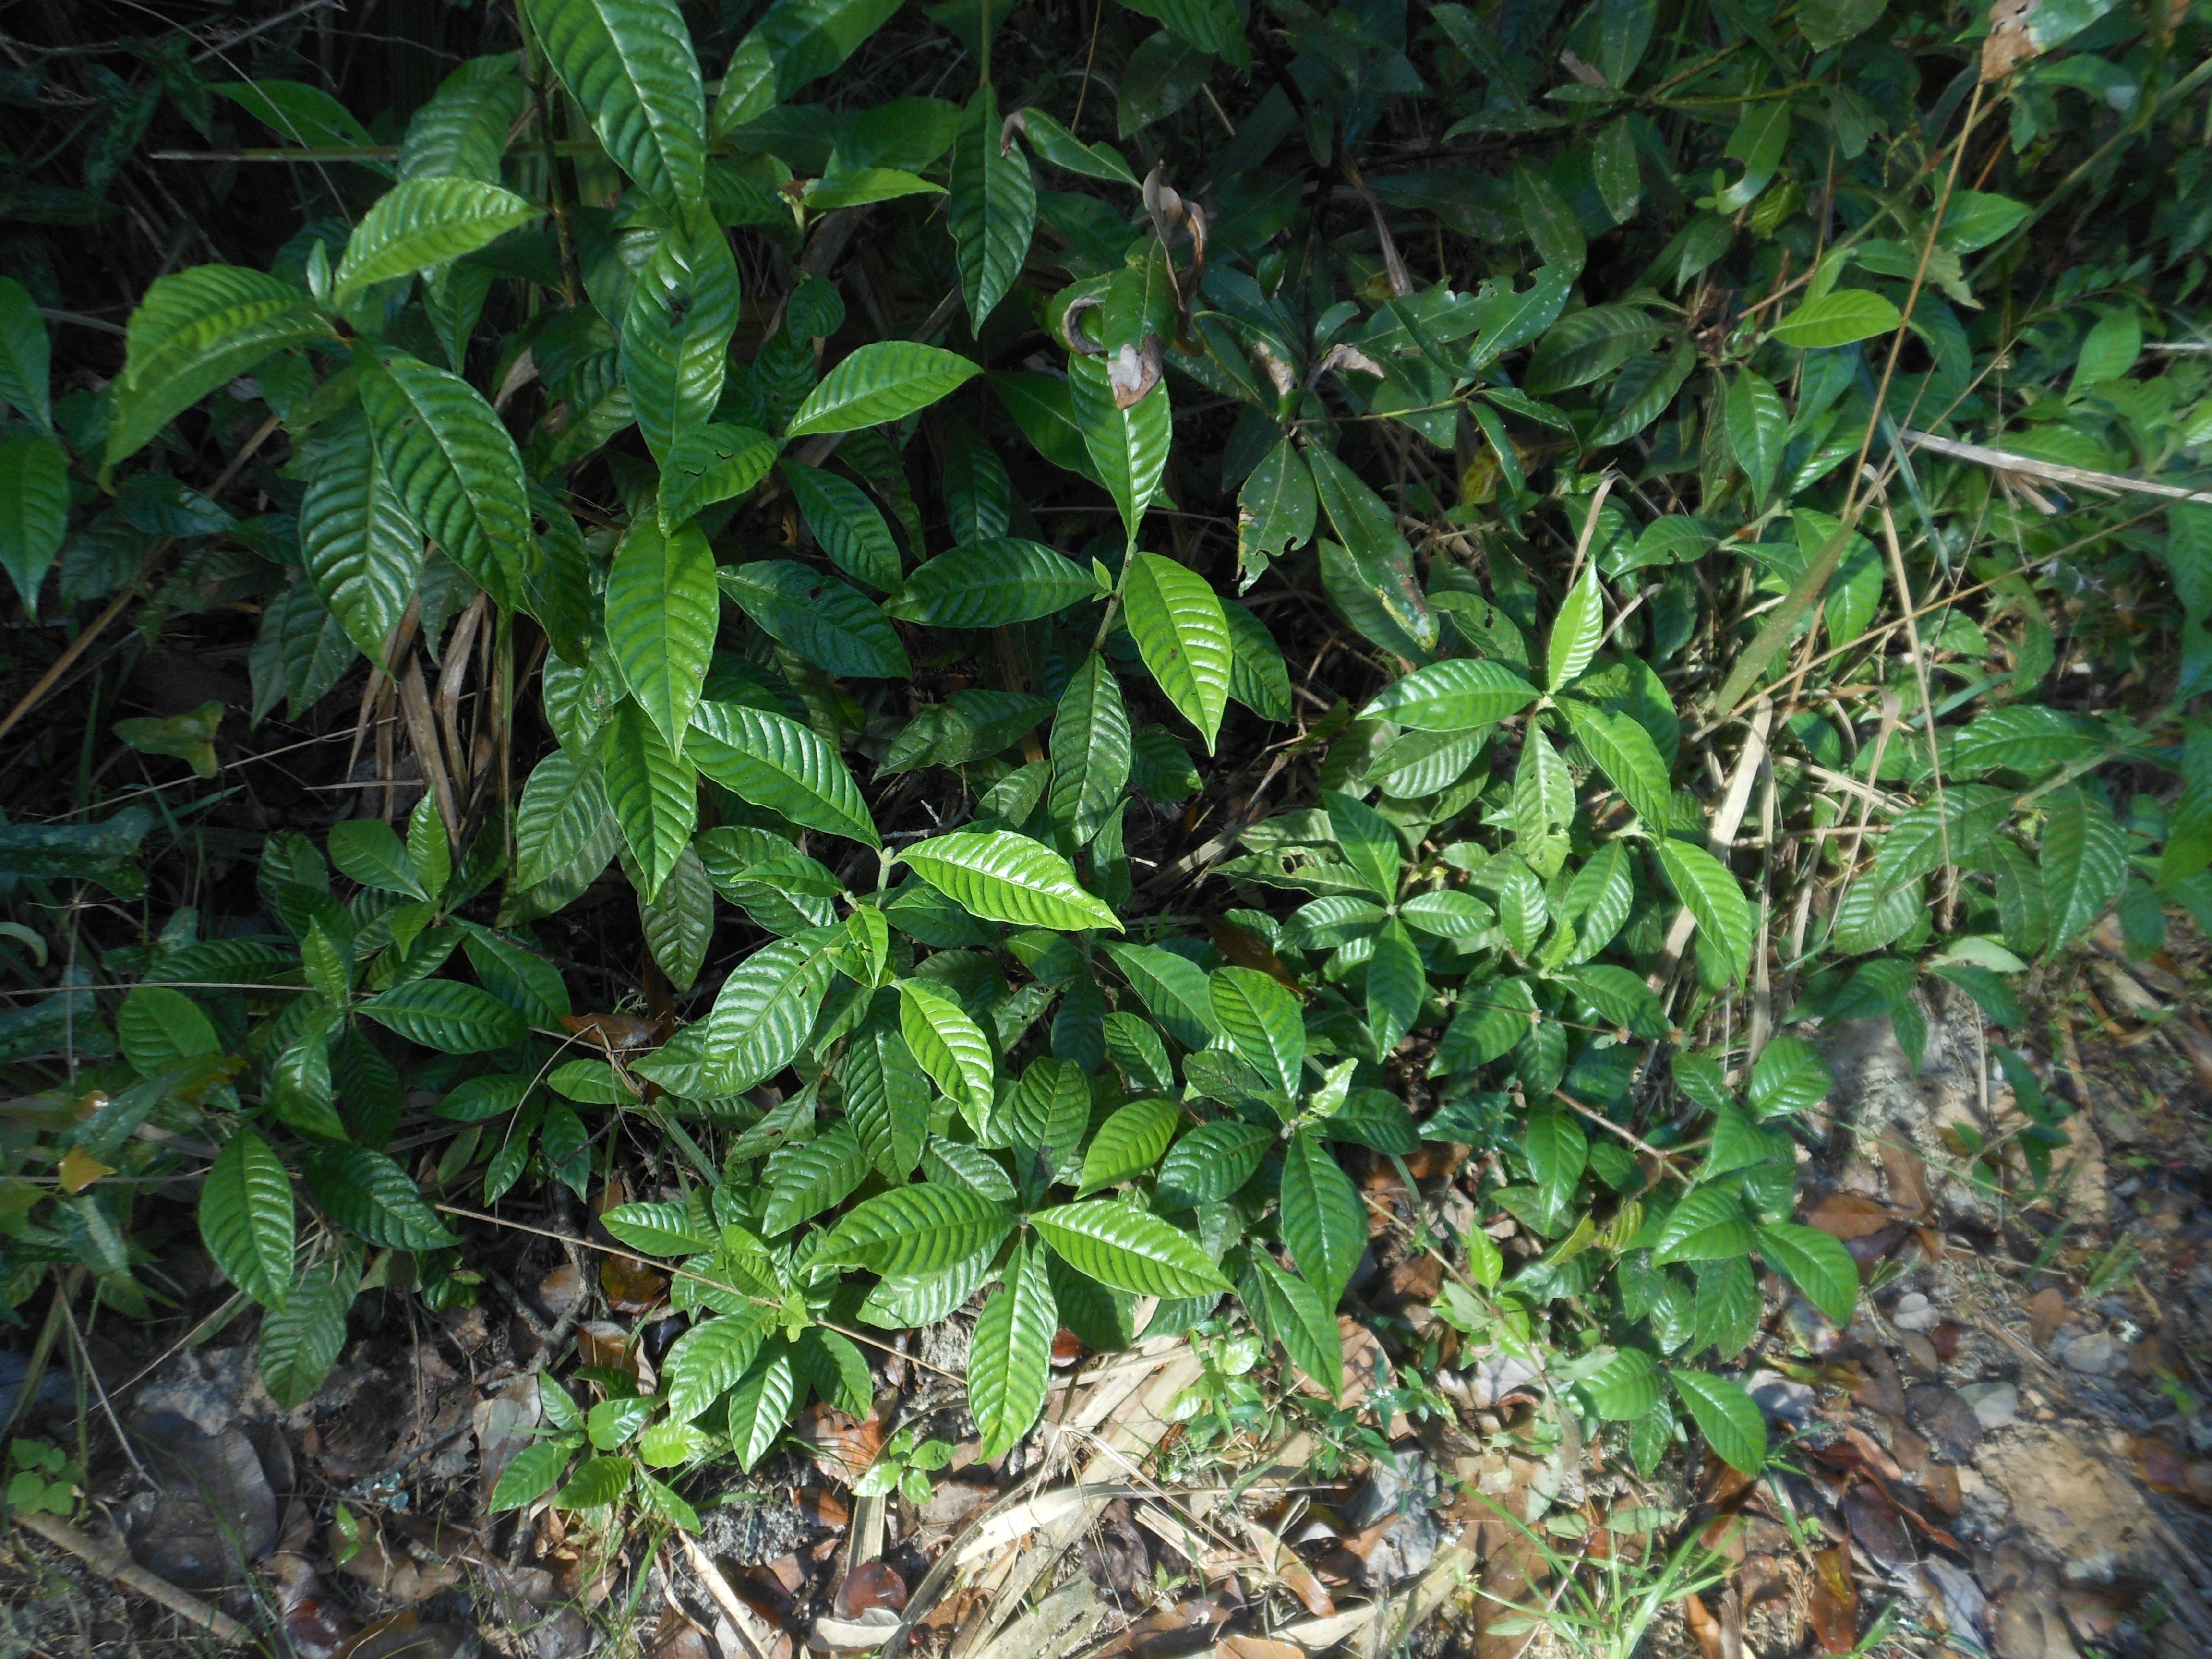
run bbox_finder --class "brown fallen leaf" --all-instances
[2028,1286,2069,1347]
[1983,0,2040,79]
[1921,1464,1962,1518]
[1804,1191,1896,1242]
[798,1403,885,1488]
[1810,1546,1858,1653]
[796,1489,850,1529]
[560,1011,668,1053]
[1203,917,1302,994]
[600,1254,668,1315]
[576,1322,637,1373]
[1843,1484,1914,1572]
[1682,1592,1727,1659]
[1877,1133,1932,1218]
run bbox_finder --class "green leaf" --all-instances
[885,538,1096,628]
[2039,783,2128,949]
[1123,552,1231,754]
[701,926,842,1093]
[720,559,909,679]
[301,423,421,665]
[1155,1120,1273,1210]
[1322,789,1402,901]
[1236,439,1317,572]
[805,166,945,209]
[624,205,743,460]
[330,819,428,898]
[664,1307,775,1422]
[1523,1107,1587,1220]
[1726,369,1787,499]
[601,1201,718,1256]
[900,830,1120,932]
[307,1146,461,1249]
[1050,654,1131,844]
[827,1181,1016,1276]
[106,266,335,473]
[1653,838,1755,984]
[400,55,526,183]
[1308,448,1436,657]
[1243,1255,1342,1395]
[1279,1129,1364,1306]
[761,1125,871,1234]
[781,460,901,590]
[1562,699,1672,827]
[688,700,878,847]
[0,435,70,616]
[514,751,619,890]
[660,423,779,534]
[992,370,1103,481]
[525,0,705,206]
[1755,1222,1859,1327]
[554,1455,630,1509]
[716,0,902,131]
[1746,1033,1828,1117]
[1670,1370,1767,1474]
[1077,1096,1180,1195]
[199,1128,295,1309]
[1069,355,1170,545]
[640,842,713,992]
[842,1000,932,1178]
[1581,1347,1663,1420]
[1769,289,1901,349]
[726,1346,796,1470]
[1547,563,1605,691]
[949,85,1035,330]
[785,342,981,437]
[1515,163,1586,274]
[1652,1185,1754,1265]
[1104,943,1217,1050]
[1014,108,1140,185]
[360,978,527,1053]
[115,986,218,1077]
[1949,705,2102,779]
[360,345,535,611]
[1798,0,1885,48]
[1030,1202,1229,1298]
[898,979,998,1116]
[603,698,698,902]
[489,1436,584,1511]
[334,178,541,304]
[971,1239,1057,1458]
[1362,658,1538,731]
[0,277,52,435]
[1208,966,1304,1098]
[1366,917,1425,1056]
[260,1251,362,1410]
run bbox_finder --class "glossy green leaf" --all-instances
[716,0,902,131]
[335,178,541,303]
[1653,837,1755,984]
[1581,1346,1663,1420]
[898,979,997,1117]
[1279,1129,1364,1307]
[307,1146,461,1248]
[785,342,981,436]
[1031,1202,1229,1298]
[949,85,1035,330]
[719,559,909,678]
[1755,1222,1859,1326]
[1670,1370,1767,1474]
[688,699,878,846]
[900,830,1120,932]
[1077,1096,1180,1194]
[2039,783,2128,948]
[827,1180,1016,1276]
[782,460,902,590]
[1362,658,1538,731]
[701,926,841,1092]
[661,423,779,533]
[886,538,1096,628]
[664,1307,775,1422]
[525,0,705,205]
[0,434,67,617]
[1769,289,1902,349]
[604,698,698,902]
[259,1252,362,1410]
[301,422,421,665]
[1050,654,1131,843]
[1069,355,1170,545]
[1123,552,1230,753]
[623,205,742,460]
[1155,1119,1273,1210]
[0,277,52,435]
[199,1127,295,1309]
[1652,1185,1754,1265]
[1208,966,1304,1098]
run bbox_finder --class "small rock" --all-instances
[1959,1381,2020,1430]
[2061,1334,2116,1375]
[1923,1558,1989,1643]
[1894,1292,1940,1332]
[1746,1370,1818,1425]
[1908,1384,1988,1462]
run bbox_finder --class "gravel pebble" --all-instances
[1893,1292,1940,1332]
[1958,1381,2019,1429]
[2061,1333,2117,1375]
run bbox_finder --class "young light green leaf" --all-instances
[1769,289,1902,349]
[1123,552,1230,753]
[785,342,982,436]
[524,0,705,206]
[199,1127,295,1309]
[1030,1202,1230,1298]
[1580,1347,1663,1420]
[971,1239,1057,1458]
[1547,563,1605,691]
[899,830,1121,932]
[688,699,878,847]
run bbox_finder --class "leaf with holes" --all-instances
[660,424,779,534]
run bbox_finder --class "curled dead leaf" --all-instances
[1984,0,2040,79]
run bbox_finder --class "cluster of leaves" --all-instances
[3,0,2212,1519]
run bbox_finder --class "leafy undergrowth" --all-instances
[0,0,2210,1650]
